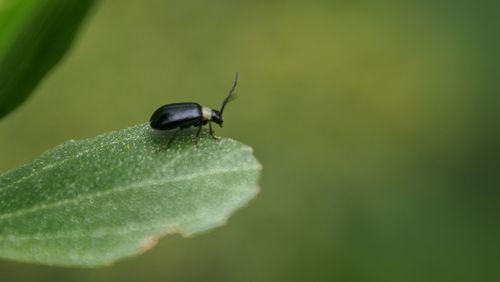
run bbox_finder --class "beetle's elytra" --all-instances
[150,73,238,146]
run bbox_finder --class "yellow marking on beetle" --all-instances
[202,106,212,121]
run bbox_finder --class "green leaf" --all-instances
[0,124,261,267]
[0,0,97,119]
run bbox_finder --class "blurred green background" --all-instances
[1,0,499,281]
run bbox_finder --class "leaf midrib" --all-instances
[0,166,258,222]
[0,135,142,193]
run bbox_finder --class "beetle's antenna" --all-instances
[220,72,239,115]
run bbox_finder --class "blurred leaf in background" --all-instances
[0,0,97,119]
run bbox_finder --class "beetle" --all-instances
[150,72,239,146]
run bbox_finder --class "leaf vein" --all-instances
[0,136,143,194]
[0,166,258,221]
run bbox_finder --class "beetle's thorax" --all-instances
[201,106,213,121]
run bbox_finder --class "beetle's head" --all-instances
[212,110,223,127]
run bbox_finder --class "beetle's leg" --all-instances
[209,122,220,140]
[195,125,202,144]
[167,128,181,147]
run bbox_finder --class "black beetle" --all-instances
[150,72,239,146]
